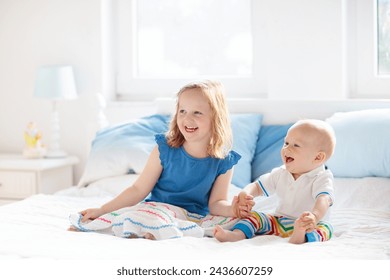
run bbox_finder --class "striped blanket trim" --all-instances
[69,202,240,240]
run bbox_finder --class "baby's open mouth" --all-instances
[285,156,294,163]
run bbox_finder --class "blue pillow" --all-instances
[231,114,263,188]
[326,109,390,178]
[79,113,263,188]
[78,114,170,186]
[251,123,293,181]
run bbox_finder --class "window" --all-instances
[378,0,390,75]
[106,0,267,100]
[347,0,390,97]
[104,0,390,101]
[135,0,252,78]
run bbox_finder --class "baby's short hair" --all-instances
[291,119,336,159]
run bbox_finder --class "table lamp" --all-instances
[34,65,78,158]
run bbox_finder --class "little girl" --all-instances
[70,80,241,240]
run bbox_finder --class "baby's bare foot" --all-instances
[289,225,307,244]
[214,225,246,242]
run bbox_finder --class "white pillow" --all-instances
[326,109,390,178]
[83,174,139,197]
[78,115,170,187]
[230,114,263,188]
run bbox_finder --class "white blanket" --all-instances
[0,177,389,261]
[69,201,238,240]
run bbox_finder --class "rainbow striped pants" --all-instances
[231,211,333,242]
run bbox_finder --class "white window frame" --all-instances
[345,0,390,98]
[101,0,267,101]
[102,0,390,101]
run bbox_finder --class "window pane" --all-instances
[378,0,390,75]
[135,0,252,78]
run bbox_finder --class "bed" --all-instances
[1,98,389,278]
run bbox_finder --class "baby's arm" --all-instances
[309,194,332,225]
[80,146,163,222]
[296,194,332,232]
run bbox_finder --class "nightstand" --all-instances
[0,154,79,205]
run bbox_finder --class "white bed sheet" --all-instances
[0,176,389,260]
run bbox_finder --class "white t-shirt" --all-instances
[257,165,334,220]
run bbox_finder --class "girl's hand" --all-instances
[232,192,255,218]
[80,208,106,222]
[232,196,241,217]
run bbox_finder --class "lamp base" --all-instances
[45,149,67,158]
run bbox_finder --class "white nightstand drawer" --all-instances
[0,171,36,199]
[0,154,79,204]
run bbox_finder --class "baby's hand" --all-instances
[295,211,317,232]
[233,191,255,218]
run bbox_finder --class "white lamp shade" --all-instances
[34,65,78,100]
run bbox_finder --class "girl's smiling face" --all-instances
[177,88,212,149]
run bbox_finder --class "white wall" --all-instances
[0,0,348,182]
[0,0,100,181]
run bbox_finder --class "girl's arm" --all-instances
[207,169,236,217]
[208,171,267,218]
[81,146,163,222]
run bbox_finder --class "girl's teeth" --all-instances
[185,126,197,132]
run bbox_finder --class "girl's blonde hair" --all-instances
[166,80,232,158]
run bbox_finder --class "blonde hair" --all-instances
[166,80,232,158]
[291,119,336,159]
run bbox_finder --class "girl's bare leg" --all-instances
[143,232,156,240]
[67,225,79,232]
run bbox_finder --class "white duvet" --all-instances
[0,176,389,260]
